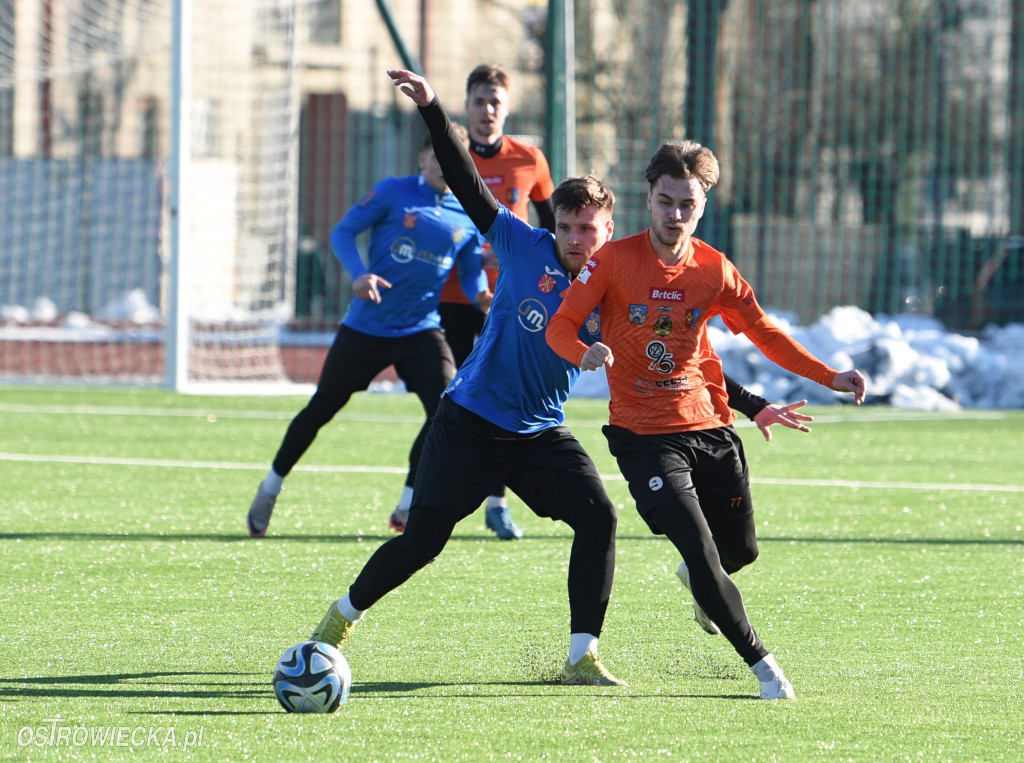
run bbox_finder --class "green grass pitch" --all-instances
[1,385,1022,761]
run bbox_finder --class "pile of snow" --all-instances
[93,289,161,324]
[572,306,1024,410]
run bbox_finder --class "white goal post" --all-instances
[1,0,303,391]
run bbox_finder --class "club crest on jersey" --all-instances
[649,287,685,302]
[452,227,468,244]
[517,298,549,332]
[585,310,601,339]
[506,189,521,204]
[629,304,648,325]
[538,273,557,294]
[685,308,702,328]
[653,314,673,336]
[403,212,417,229]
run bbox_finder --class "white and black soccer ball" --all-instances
[273,641,352,713]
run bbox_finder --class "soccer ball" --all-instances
[273,641,352,713]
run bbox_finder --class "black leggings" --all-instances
[647,497,768,667]
[271,327,454,486]
[349,484,616,638]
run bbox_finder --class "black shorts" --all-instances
[603,424,753,534]
[414,397,605,521]
[317,325,455,401]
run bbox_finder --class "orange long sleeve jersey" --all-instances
[439,136,555,305]
[546,231,840,435]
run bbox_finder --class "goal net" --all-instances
[0,0,300,390]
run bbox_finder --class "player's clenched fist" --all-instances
[580,342,614,371]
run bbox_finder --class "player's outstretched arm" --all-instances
[753,400,813,442]
[832,369,867,405]
[388,69,499,235]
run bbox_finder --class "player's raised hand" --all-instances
[353,273,392,304]
[832,369,867,405]
[580,342,614,371]
[753,399,813,442]
[388,69,434,107]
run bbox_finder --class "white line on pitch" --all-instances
[0,402,423,424]
[0,452,406,474]
[2,451,1022,493]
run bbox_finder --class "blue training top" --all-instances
[329,175,486,338]
[445,205,601,433]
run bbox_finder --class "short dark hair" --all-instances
[421,122,469,152]
[466,64,510,95]
[551,175,615,216]
[644,140,720,193]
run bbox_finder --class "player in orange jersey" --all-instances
[439,63,556,366]
[433,64,556,541]
[547,139,867,700]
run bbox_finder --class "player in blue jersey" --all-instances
[247,127,490,538]
[304,69,816,686]
[305,69,627,686]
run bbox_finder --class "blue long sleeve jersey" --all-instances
[329,175,487,337]
[413,97,600,433]
[444,206,601,433]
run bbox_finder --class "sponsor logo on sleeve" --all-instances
[573,258,598,284]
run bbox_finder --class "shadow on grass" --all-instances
[0,672,266,701]
[1,672,767,715]
[0,532,394,544]
[351,679,552,694]
[346,682,765,702]
[0,531,1021,546]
